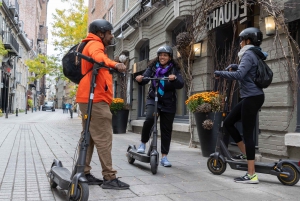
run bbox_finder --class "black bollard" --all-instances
[5,107,8,118]
[16,108,18,116]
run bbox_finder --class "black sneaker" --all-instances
[85,173,103,185]
[101,178,130,190]
[233,153,247,160]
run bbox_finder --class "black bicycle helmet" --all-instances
[88,19,113,34]
[239,27,263,46]
[157,45,173,57]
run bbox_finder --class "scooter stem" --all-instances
[72,63,101,177]
[151,81,159,151]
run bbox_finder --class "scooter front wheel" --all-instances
[207,156,227,175]
[277,163,299,186]
[126,149,135,164]
[68,182,89,201]
[150,155,158,175]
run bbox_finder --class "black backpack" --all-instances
[62,41,92,84]
[250,49,273,88]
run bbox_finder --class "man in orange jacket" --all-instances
[76,19,129,190]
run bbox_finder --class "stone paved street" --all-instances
[0,110,299,201]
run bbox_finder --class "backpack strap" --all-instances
[77,41,94,78]
[75,41,87,66]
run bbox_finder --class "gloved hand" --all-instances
[115,63,127,72]
[214,71,220,79]
[225,64,238,71]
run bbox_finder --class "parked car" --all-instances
[42,101,55,112]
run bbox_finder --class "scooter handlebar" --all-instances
[142,77,170,81]
[75,51,125,76]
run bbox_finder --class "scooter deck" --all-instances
[51,166,71,190]
[227,160,276,174]
[127,149,150,163]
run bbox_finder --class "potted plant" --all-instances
[0,109,3,117]
[185,91,223,157]
[110,98,129,134]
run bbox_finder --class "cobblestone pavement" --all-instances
[0,110,299,201]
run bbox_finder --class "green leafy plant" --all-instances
[0,40,8,56]
[0,109,3,117]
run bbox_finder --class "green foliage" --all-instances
[27,99,33,108]
[51,0,88,56]
[0,40,8,56]
[25,54,61,82]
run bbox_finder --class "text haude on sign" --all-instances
[206,0,248,30]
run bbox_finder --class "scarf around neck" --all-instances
[238,45,254,61]
[153,62,173,96]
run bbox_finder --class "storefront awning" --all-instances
[284,0,300,23]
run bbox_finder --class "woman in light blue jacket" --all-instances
[214,27,268,184]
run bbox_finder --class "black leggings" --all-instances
[224,94,264,160]
[141,105,175,155]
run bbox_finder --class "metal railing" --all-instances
[5,0,20,17]
[3,31,19,55]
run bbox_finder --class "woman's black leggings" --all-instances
[223,94,264,160]
[141,105,175,155]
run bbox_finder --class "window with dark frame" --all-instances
[122,0,129,13]
[172,21,188,120]
[137,41,150,117]
[213,3,260,146]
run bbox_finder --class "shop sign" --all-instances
[207,0,248,30]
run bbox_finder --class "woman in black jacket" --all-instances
[214,27,267,184]
[135,45,184,167]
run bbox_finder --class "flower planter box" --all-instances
[112,109,129,134]
[194,112,222,157]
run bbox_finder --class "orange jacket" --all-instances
[76,33,118,104]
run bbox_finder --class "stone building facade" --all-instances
[0,0,48,115]
[88,0,300,161]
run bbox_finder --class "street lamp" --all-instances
[265,16,276,36]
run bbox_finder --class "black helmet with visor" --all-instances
[239,27,263,46]
[157,45,173,58]
[89,19,113,34]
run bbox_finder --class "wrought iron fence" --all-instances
[3,31,19,55]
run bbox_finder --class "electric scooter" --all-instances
[126,77,169,175]
[207,79,300,186]
[48,53,123,201]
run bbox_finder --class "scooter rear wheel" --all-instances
[150,155,158,175]
[68,182,89,201]
[49,163,58,188]
[207,156,227,175]
[277,163,299,186]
